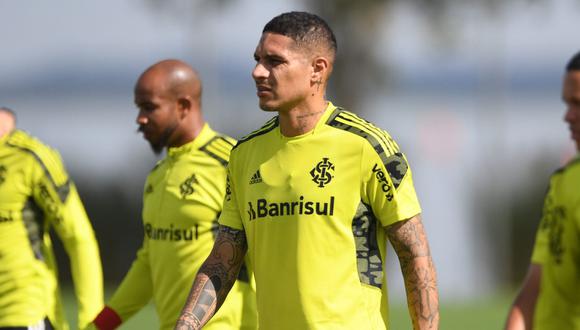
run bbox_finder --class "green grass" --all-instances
[389,292,515,330]
[61,286,159,329]
[61,287,515,329]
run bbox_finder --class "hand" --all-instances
[92,306,122,330]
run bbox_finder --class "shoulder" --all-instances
[6,130,68,185]
[232,116,279,151]
[199,131,237,167]
[148,157,166,174]
[325,107,402,156]
[550,155,580,187]
[552,156,580,178]
[326,107,410,187]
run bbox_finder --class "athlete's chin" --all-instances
[147,139,165,155]
[258,101,278,112]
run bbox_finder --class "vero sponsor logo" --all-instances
[372,163,393,201]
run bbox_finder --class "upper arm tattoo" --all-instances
[387,215,431,269]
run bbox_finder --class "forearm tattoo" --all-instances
[175,225,247,330]
[387,215,439,329]
[175,312,202,330]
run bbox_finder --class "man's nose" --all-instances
[136,112,148,125]
[252,63,268,81]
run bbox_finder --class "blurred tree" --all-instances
[143,0,542,111]
[473,150,560,286]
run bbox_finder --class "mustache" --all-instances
[137,125,146,134]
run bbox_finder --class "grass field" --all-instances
[389,293,515,330]
[62,287,515,329]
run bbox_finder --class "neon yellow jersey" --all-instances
[107,124,257,330]
[531,156,580,329]
[219,102,422,330]
[0,130,103,329]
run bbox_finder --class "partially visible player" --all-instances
[0,107,104,329]
[505,51,580,329]
[176,12,438,330]
[90,60,256,330]
[0,107,16,136]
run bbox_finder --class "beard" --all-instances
[139,121,179,156]
[149,140,165,156]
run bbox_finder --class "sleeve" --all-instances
[531,178,557,264]
[107,239,154,322]
[31,150,104,329]
[218,162,244,230]
[360,141,422,227]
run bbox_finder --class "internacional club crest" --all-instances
[310,158,335,188]
[180,173,198,198]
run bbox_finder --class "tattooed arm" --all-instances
[174,225,248,330]
[387,214,439,330]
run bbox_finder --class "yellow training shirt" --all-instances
[219,102,422,330]
[0,130,103,329]
[531,156,580,329]
[107,124,257,330]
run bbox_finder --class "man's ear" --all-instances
[177,97,192,119]
[311,56,330,85]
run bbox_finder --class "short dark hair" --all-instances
[566,51,580,71]
[0,107,16,119]
[263,11,337,58]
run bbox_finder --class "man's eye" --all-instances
[139,105,156,112]
[270,58,283,65]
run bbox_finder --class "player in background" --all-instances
[0,106,104,330]
[505,51,580,329]
[176,12,439,330]
[90,60,256,330]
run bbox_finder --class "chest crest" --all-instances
[179,173,198,199]
[310,157,335,188]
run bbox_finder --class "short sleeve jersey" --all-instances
[219,102,422,330]
[0,130,103,329]
[531,156,580,329]
[107,124,257,330]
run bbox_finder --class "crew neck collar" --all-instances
[167,123,211,157]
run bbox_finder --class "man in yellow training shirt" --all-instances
[0,106,104,330]
[176,12,439,330]
[505,51,580,329]
[91,60,256,330]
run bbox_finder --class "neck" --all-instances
[169,115,205,149]
[278,99,328,137]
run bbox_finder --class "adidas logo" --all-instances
[249,170,262,184]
